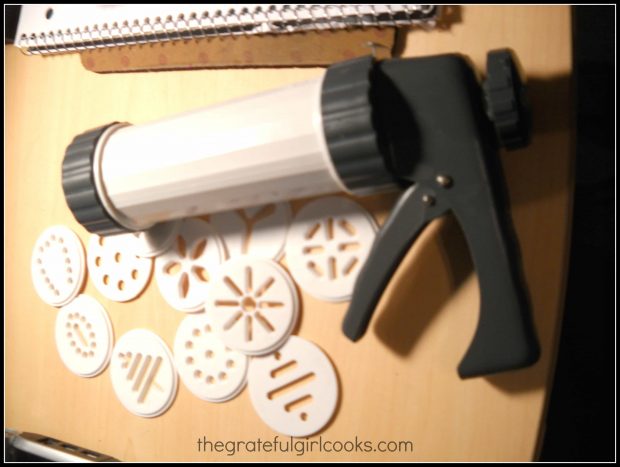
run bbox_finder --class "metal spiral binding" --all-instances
[17,5,440,56]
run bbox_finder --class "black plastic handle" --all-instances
[341,52,540,378]
[343,179,540,378]
[450,185,540,377]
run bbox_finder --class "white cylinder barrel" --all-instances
[99,75,347,230]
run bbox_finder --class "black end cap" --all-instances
[321,56,396,192]
[62,124,131,236]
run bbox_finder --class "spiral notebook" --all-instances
[15,5,441,70]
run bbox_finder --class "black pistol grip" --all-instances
[342,185,446,341]
[451,185,540,378]
[341,52,540,378]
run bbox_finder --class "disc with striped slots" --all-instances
[110,329,178,418]
[248,336,339,437]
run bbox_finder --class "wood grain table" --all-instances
[5,6,573,461]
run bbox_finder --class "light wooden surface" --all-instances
[5,6,573,461]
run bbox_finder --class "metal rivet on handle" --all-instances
[436,174,453,188]
[422,194,436,206]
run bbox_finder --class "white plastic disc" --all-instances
[128,220,181,258]
[173,313,248,403]
[285,197,377,302]
[207,258,298,356]
[110,329,177,418]
[210,202,292,261]
[55,294,113,377]
[155,219,225,312]
[31,225,85,307]
[248,336,339,437]
[87,234,153,302]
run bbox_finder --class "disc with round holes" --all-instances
[206,257,298,356]
[31,225,86,307]
[210,202,292,261]
[55,294,113,377]
[129,220,182,258]
[87,234,153,302]
[110,329,178,418]
[155,218,225,312]
[173,313,248,403]
[248,336,339,437]
[284,196,377,302]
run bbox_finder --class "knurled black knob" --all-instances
[483,49,532,150]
